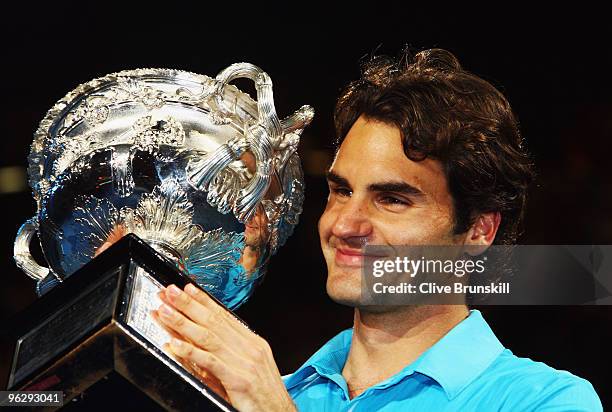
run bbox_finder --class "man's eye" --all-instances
[331,187,352,197]
[378,195,410,206]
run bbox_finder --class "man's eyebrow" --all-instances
[326,171,424,197]
[325,171,351,188]
[368,181,425,197]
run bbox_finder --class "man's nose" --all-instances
[331,196,373,239]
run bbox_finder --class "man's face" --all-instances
[318,116,467,306]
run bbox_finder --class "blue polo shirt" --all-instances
[283,310,602,411]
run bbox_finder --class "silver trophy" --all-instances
[13,63,314,310]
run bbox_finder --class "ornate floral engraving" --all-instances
[71,179,245,295]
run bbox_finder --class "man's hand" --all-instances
[151,283,296,412]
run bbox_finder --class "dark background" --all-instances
[1,5,611,408]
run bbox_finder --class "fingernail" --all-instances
[167,284,182,297]
[185,283,197,295]
[170,338,183,348]
[159,303,174,317]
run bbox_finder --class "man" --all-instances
[152,49,603,411]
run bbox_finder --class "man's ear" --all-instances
[464,212,501,254]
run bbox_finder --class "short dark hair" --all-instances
[334,48,535,245]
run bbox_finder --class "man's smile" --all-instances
[333,245,389,267]
[334,247,367,267]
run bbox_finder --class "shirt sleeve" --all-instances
[527,376,603,412]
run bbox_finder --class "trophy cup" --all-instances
[4,64,313,410]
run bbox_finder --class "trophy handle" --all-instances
[214,63,314,140]
[214,63,282,142]
[14,217,50,281]
[190,63,313,223]
[212,64,279,222]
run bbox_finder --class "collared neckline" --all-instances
[283,328,353,393]
[284,310,505,400]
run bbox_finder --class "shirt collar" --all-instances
[412,309,505,399]
[283,310,504,400]
[283,328,352,391]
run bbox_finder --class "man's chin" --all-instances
[327,292,417,314]
[327,294,361,308]
[326,281,362,308]
[326,281,420,314]
[326,282,390,311]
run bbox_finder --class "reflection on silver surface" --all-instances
[14,64,313,309]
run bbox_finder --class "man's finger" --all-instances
[163,342,230,402]
[162,284,250,347]
[157,303,224,354]
[162,285,225,330]
[160,285,261,360]
[151,309,186,341]
[182,283,252,337]
[167,338,250,393]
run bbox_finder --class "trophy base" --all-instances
[2,234,237,411]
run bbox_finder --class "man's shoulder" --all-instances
[475,349,602,411]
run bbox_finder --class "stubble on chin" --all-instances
[325,268,364,307]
